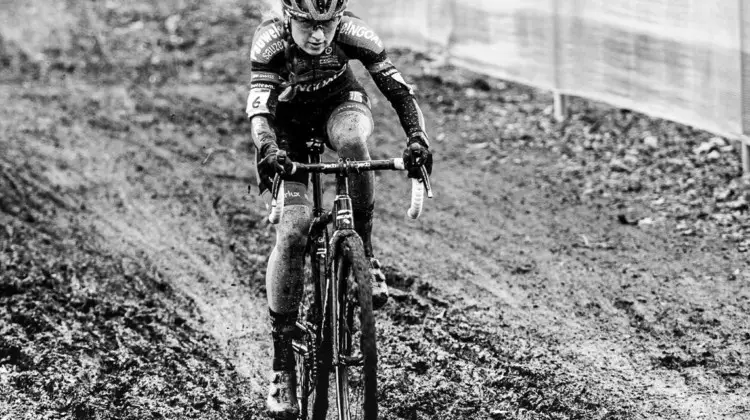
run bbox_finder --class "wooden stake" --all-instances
[740,0,749,175]
[554,91,568,122]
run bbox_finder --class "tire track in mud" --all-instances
[4,42,749,418]
[376,294,634,419]
[9,77,634,418]
[0,83,275,407]
[360,58,750,419]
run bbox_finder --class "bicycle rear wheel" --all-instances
[296,244,331,420]
[332,234,378,420]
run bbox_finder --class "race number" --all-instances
[246,88,272,118]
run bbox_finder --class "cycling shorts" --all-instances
[256,89,372,194]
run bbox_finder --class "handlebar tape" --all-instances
[394,159,425,219]
[407,178,424,219]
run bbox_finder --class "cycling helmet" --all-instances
[281,0,348,20]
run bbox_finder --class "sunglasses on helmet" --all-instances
[292,16,341,32]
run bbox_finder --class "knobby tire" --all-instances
[333,235,378,420]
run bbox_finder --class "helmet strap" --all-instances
[282,12,295,45]
[333,13,344,39]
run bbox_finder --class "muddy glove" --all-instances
[258,144,293,191]
[402,134,432,179]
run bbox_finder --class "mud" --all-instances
[1,1,749,419]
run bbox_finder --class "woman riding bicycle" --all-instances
[246,0,433,417]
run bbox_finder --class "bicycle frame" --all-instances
[304,136,359,378]
[281,136,431,420]
[294,137,365,420]
[197,136,429,418]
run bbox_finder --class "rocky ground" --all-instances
[1,1,749,419]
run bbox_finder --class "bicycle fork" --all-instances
[333,171,354,231]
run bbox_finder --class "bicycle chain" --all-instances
[307,322,318,386]
[299,318,319,400]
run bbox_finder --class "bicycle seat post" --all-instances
[307,137,326,216]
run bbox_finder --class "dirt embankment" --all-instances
[2,1,750,419]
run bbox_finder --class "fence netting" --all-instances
[350,0,748,139]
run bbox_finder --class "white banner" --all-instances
[351,0,747,138]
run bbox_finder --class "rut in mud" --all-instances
[1,1,749,419]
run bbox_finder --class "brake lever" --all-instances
[269,149,292,200]
[420,166,434,199]
[271,174,282,201]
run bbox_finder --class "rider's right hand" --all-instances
[403,135,433,179]
[258,145,294,190]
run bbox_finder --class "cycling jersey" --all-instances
[247,12,427,141]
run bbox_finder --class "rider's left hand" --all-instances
[258,148,294,191]
[402,134,432,179]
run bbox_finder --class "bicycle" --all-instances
[266,136,432,420]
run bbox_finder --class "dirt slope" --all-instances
[1,1,749,419]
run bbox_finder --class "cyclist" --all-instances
[247,0,433,417]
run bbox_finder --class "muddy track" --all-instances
[2,1,750,419]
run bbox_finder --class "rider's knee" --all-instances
[335,132,369,159]
[327,105,373,158]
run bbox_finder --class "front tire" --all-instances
[333,234,377,420]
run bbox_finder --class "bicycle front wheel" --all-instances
[332,234,377,420]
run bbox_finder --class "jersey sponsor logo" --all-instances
[251,24,283,62]
[335,102,371,117]
[296,67,347,92]
[262,40,285,60]
[318,52,342,67]
[250,82,277,90]
[251,71,282,83]
[282,184,310,206]
[284,191,301,198]
[338,20,383,50]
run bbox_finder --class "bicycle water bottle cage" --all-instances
[306,137,326,155]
